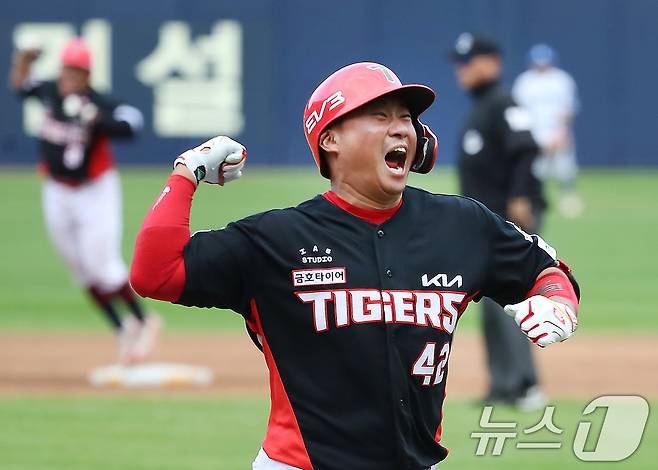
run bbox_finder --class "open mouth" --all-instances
[384,147,407,173]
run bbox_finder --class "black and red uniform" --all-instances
[131,174,566,470]
[18,80,141,183]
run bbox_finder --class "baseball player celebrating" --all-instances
[131,63,580,469]
[10,37,160,364]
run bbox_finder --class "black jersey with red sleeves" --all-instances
[19,80,142,182]
[176,186,557,470]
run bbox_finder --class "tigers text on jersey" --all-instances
[176,187,557,470]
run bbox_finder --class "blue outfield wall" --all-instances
[0,0,657,168]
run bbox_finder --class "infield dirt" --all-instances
[1,333,656,398]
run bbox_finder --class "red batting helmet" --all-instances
[61,37,92,71]
[303,62,438,178]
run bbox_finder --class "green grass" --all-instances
[0,397,268,470]
[0,397,654,469]
[0,167,657,333]
[1,168,655,470]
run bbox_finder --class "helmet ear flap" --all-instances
[411,119,438,174]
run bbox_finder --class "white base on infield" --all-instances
[88,362,214,388]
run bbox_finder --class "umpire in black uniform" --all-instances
[451,33,547,410]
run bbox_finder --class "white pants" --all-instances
[252,447,438,469]
[533,146,578,185]
[42,170,127,293]
[253,448,302,469]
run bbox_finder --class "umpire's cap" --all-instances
[450,33,501,63]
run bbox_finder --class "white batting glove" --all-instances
[504,295,578,348]
[174,136,246,186]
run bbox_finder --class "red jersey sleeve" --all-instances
[130,174,195,301]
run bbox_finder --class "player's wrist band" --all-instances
[174,156,205,184]
[528,269,579,309]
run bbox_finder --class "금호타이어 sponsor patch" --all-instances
[292,267,346,287]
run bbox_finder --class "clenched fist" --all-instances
[504,295,577,348]
[174,136,246,186]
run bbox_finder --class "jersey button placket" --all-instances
[373,224,406,454]
[378,230,393,278]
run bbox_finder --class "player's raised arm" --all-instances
[129,136,246,301]
[9,48,40,92]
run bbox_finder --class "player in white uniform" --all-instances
[10,37,161,364]
[513,44,584,218]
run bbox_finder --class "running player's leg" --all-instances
[42,179,122,328]
[97,170,162,360]
[103,170,148,320]
[42,179,86,284]
[78,170,160,362]
[78,170,143,313]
